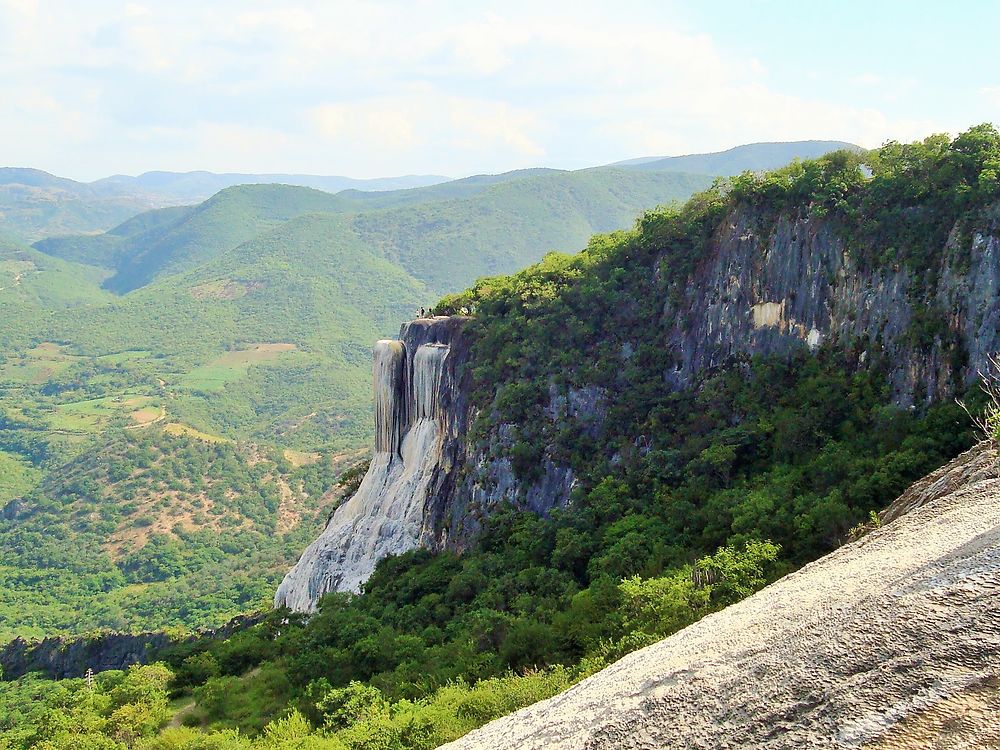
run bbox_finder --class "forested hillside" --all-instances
[2,126,994,750]
[612,139,858,173]
[0,161,728,639]
[0,168,445,243]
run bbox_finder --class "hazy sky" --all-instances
[2,0,998,181]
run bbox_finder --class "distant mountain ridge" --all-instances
[0,167,451,243]
[0,141,858,242]
[35,168,715,293]
[0,167,448,200]
[90,170,450,201]
[611,140,861,174]
[0,135,875,639]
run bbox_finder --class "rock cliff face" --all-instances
[280,206,1000,610]
[662,207,1000,405]
[452,206,1000,523]
[0,614,259,679]
[441,442,1000,750]
[275,317,473,611]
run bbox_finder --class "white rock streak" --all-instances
[274,339,450,611]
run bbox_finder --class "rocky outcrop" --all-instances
[662,207,1000,405]
[0,614,260,680]
[446,207,1000,537]
[274,317,474,611]
[0,632,174,681]
[441,442,1000,749]
[452,208,1000,530]
[280,207,1000,610]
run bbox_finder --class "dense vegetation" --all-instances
[0,428,353,640]
[0,162,716,637]
[2,130,994,748]
[0,168,157,243]
[1,142,840,244]
[1,538,779,749]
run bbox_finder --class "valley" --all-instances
[2,1,999,746]
[1,126,997,749]
[0,146,830,640]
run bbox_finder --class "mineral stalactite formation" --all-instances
[275,317,468,612]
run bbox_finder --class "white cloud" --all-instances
[312,100,419,151]
[0,0,988,179]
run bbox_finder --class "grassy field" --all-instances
[0,450,41,503]
[178,344,298,391]
[162,422,231,443]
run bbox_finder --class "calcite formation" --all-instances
[279,205,1000,610]
[274,317,471,610]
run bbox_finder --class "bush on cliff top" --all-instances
[142,128,979,744]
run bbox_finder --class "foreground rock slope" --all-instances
[443,442,1000,749]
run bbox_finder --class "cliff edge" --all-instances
[442,442,1000,749]
[275,317,471,611]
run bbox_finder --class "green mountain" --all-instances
[612,139,860,173]
[0,139,860,641]
[37,168,712,291]
[0,168,448,243]
[2,126,995,750]
[0,238,112,309]
[0,161,717,640]
[0,168,159,243]
[91,170,449,203]
[1,141,856,244]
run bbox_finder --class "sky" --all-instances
[1,0,998,181]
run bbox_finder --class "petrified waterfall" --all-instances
[274,324,456,612]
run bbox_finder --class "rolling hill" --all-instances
[0,168,448,243]
[90,170,448,203]
[0,139,858,638]
[1,141,860,244]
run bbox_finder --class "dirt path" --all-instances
[168,700,196,728]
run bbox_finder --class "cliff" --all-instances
[0,614,260,680]
[279,202,1000,611]
[441,441,1000,749]
[661,205,999,404]
[274,317,473,610]
[444,204,1000,538]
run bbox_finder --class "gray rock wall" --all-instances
[663,206,1000,404]
[274,317,474,610]
[0,614,260,680]
[449,205,1000,536]
[281,205,1000,608]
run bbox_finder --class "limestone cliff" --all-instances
[0,614,259,680]
[280,205,1000,610]
[274,317,472,611]
[441,206,1000,540]
[662,206,999,404]
[440,442,1000,749]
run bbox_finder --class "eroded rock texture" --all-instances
[442,443,1000,749]
[280,206,1000,610]
[274,317,472,610]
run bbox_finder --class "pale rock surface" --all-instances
[442,443,1000,750]
[275,318,465,610]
